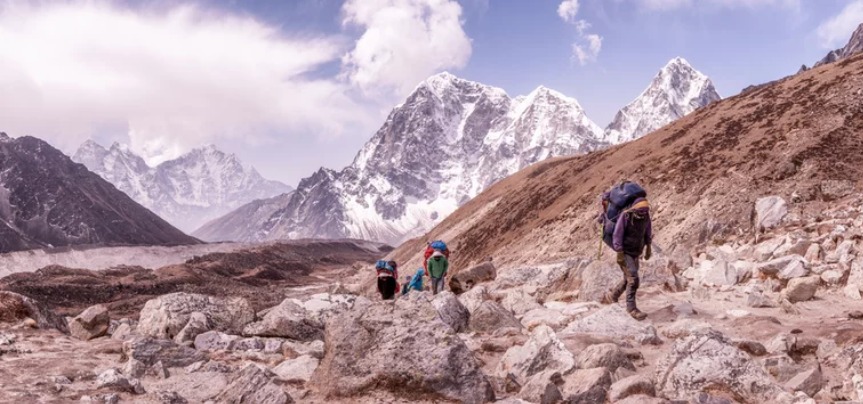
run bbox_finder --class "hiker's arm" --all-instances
[613,213,626,252]
[443,260,449,276]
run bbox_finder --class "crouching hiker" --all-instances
[375,260,399,300]
[598,181,653,321]
[408,268,425,293]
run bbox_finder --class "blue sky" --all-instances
[0,0,861,185]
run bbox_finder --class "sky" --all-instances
[0,0,861,186]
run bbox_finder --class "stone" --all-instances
[735,340,768,356]
[137,293,254,340]
[174,311,211,344]
[755,196,788,230]
[232,337,266,351]
[69,304,110,341]
[194,331,240,351]
[213,364,292,404]
[655,331,784,402]
[754,237,787,261]
[283,340,325,360]
[122,336,207,369]
[778,259,809,280]
[700,259,737,286]
[562,305,661,345]
[543,301,599,317]
[614,395,669,404]
[297,293,363,323]
[96,369,144,394]
[517,370,563,404]
[575,260,623,303]
[560,367,612,403]
[156,391,188,404]
[731,260,755,283]
[111,323,133,341]
[827,239,856,264]
[500,288,543,317]
[272,355,319,383]
[804,244,822,263]
[449,261,496,294]
[521,308,570,331]
[706,244,738,262]
[458,285,490,314]
[755,255,806,277]
[784,367,825,398]
[242,299,323,341]
[494,262,571,295]
[310,295,494,403]
[469,301,522,333]
[820,270,843,285]
[0,291,68,333]
[746,289,777,308]
[430,291,470,333]
[609,375,656,402]
[845,284,863,300]
[660,319,714,339]
[496,325,575,385]
[575,343,634,373]
[782,276,820,303]
[147,360,170,379]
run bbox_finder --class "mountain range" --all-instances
[0,133,198,253]
[195,57,720,245]
[72,142,292,232]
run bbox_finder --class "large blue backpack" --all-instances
[602,181,647,247]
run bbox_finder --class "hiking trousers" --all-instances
[378,277,397,300]
[431,277,445,295]
[611,253,640,311]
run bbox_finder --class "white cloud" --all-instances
[636,0,800,11]
[340,0,472,97]
[557,0,601,65]
[817,0,863,49]
[573,34,603,65]
[557,0,580,23]
[0,1,376,164]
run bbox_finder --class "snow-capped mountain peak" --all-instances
[73,141,292,232]
[604,57,721,144]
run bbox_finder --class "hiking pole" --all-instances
[597,224,604,260]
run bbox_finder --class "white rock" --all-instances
[272,355,319,383]
[69,304,110,341]
[844,284,862,300]
[499,288,543,317]
[458,285,489,315]
[137,293,254,340]
[497,325,575,385]
[430,291,470,333]
[804,244,822,263]
[778,259,809,280]
[700,260,737,286]
[562,305,661,345]
[754,237,787,261]
[782,276,820,303]
[242,298,323,341]
[521,308,571,331]
[755,196,788,230]
[820,270,843,285]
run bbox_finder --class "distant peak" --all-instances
[663,56,693,71]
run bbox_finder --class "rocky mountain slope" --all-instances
[816,22,863,67]
[196,73,607,245]
[73,141,291,233]
[0,133,199,253]
[604,57,721,144]
[392,52,863,272]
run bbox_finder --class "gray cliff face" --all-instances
[815,23,863,67]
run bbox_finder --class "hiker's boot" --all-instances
[628,308,647,321]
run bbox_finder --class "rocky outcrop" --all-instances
[137,293,254,341]
[122,336,207,369]
[242,298,323,341]
[69,304,110,341]
[449,261,497,294]
[655,331,784,402]
[213,364,293,404]
[430,291,470,333]
[755,196,788,231]
[562,305,660,345]
[311,295,494,403]
[469,301,522,333]
[0,291,68,333]
[496,325,575,385]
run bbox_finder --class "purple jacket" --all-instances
[612,197,652,256]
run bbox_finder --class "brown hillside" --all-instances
[392,54,863,272]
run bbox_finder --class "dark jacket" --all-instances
[612,197,652,257]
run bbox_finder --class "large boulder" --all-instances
[174,311,211,343]
[755,196,787,231]
[521,308,571,331]
[69,304,110,341]
[560,367,612,403]
[754,255,806,277]
[310,295,495,403]
[213,364,292,404]
[575,343,635,373]
[782,276,820,303]
[574,261,622,303]
[243,299,323,341]
[122,336,207,369]
[698,260,738,286]
[0,291,68,333]
[499,288,543,317]
[784,366,824,398]
[430,291,470,333]
[496,325,575,385]
[469,301,522,333]
[272,355,319,383]
[494,262,571,294]
[137,293,254,341]
[459,285,490,314]
[449,261,497,294]
[655,331,784,402]
[609,375,657,402]
[296,293,361,323]
[562,305,660,345]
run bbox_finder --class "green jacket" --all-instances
[427,256,449,278]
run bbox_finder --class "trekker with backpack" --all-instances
[425,240,450,295]
[375,260,400,300]
[408,268,425,293]
[598,181,653,321]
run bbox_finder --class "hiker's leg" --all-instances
[438,278,445,293]
[384,278,396,300]
[609,260,628,302]
[624,254,641,311]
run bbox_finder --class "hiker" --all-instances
[423,240,450,272]
[401,275,412,296]
[408,268,425,292]
[598,181,652,321]
[427,250,449,295]
[375,260,399,300]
